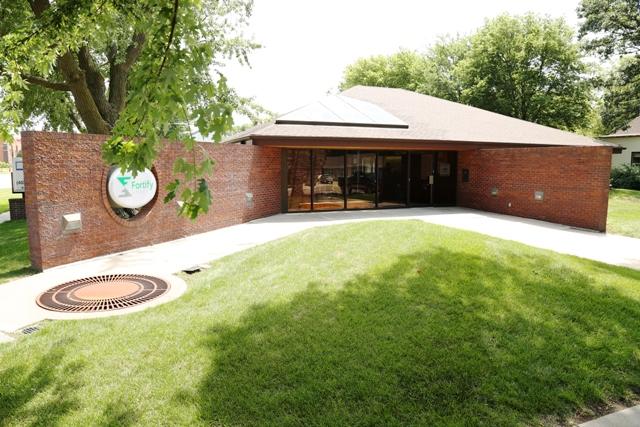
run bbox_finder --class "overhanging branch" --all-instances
[23,74,71,91]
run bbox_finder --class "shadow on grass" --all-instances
[0,338,84,425]
[0,219,33,284]
[196,247,640,425]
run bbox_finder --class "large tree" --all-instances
[578,0,640,133]
[0,0,258,218]
[341,14,594,132]
[340,50,428,93]
[460,14,592,131]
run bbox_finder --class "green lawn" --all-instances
[0,188,14,214]
[1,221,640,425]
[608,189,640,238]
[0,220,32,283]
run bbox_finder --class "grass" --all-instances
[0,188,15,214]
[608,188,640,238]
[0,220,32,284]
[1,220,640,425]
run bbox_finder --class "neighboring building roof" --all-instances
[601,116,640,138]
[224,86,607,147]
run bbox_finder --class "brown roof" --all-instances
[602,116,640,138]
[224,86,606,147]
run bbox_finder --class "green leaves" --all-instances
[579,0,640,133]
[340,14,594,133]
[1,0,257,219]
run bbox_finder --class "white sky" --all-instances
[223,0,583,121]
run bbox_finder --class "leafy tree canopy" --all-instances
[341,14,595,133]
[579,0,640,134]
[0,0,260,218]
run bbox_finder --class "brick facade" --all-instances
[457,146,612,231]
[22,132,282,270]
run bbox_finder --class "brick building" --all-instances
[23,86,614,270]
[1,136,21,165]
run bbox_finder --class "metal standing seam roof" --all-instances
[224,86,610,148]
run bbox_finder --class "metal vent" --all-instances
[37,274,170,313]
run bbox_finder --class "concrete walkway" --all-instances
[0,172,10,189]
[1,207,639,335]
[580,405,640,427]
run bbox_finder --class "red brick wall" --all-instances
[457,146,612,231]
[22,131,282,270]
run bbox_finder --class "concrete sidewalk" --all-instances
[580,405,640,427]
[1,207,639,334]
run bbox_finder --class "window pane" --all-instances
[378,152,407,207]
[346,151,376,209]
[313,150,345,210]
[632,152,640,165]
[287,150,311,211]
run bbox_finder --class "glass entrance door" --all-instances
[409,152,434,206]
[377,151,408,208]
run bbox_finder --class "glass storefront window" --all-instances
[346,151,376,209]
[286,149,456,211]
[377,151,408,207]
[313,150,345,210]
[286,150,312,211]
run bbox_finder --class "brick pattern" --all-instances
[8,197,26,220]
[457,146,612,231]
[22,132,282,270]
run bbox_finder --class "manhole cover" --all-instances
[37,274,170,313]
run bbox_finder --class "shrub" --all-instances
[611,164,640,190]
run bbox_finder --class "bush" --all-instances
[0,161,9,169]
[611,164,640,190]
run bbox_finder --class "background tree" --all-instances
[341,14,595,132]
[0,0,260,218]
[340,50,428,92]
[460,14,592,131]
[578,0,640,133]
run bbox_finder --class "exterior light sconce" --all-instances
[490,187,498,197]
[62,212,82,234]
[534,191,544,201]
[245,192,254,208]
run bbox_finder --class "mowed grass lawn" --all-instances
[0,220,32,283]
[1,221,640,426]
[0,187,14,213]
[608,188,640,238]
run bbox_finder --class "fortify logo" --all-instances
[116,176,133,198]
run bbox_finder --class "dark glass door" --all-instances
[346,151,376,209]
[409,152,434,206]
[433,151,457,205]
[377,152,408,208]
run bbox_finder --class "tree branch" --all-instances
[22,74,71,91]
[108,32,146,122]
[158,0,179,77]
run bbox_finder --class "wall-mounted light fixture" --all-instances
[534,191,544,201]
[62,213,82,234]
[491,187,498,197]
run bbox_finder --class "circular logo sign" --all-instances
[107,167,157,209]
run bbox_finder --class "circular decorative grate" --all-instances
[37,274,170,313]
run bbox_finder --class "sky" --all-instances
[223,0,584,121]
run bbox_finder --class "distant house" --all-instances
[600,117,640,169]
[1,137,21,165]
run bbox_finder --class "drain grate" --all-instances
[37,274,170,313]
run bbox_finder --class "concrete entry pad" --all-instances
[0,207,639,336]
